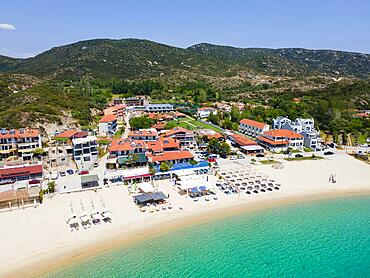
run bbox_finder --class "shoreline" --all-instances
[4,187,370,278]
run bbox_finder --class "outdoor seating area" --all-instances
[134,191,171,213]
[218,169,282,195]
[66,197,112,231]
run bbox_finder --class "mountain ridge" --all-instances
[0,38,369,79]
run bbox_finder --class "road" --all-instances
[122,111,131,139]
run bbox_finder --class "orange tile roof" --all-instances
[54,129,79,139]
[0,128,39,139]
[240,119,268,129]
[146,137,180,153]
[99,114,117,123]
[147,150,194,163]
[354,113,370,118]
[197,107,216,111]
[263,129,303,139]
[257,136,289,145]
[206,133,223,140]
[163,127,194,137]
[109,139,147,152]
[128,129,158,137]
[151,122,166,130]
[230,134,257,146]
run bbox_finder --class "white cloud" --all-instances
[0,23,16,31]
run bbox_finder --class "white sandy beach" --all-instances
[0,154,369,278]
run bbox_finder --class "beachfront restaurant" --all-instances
[0,187,40,209]
[133,192,168,206]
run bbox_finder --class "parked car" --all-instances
[324,151,335,155]
[295,154,303,158]
[94,162,99,167]
[66,169,74,175]
[59,171,66,177]
[79,170,89,175]
[208,158,216,163]
[51,172,59,180]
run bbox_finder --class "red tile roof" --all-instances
[54,129,79,139]
[151,122,166,130]
[197,107,216,111]
[263,129,303,139]
[146,137,180,153]
[0,129,39,139]
[99,114,117,123]
[354,113,370,118]
[0,164,43,179]
[147,150,193,163]
[240,119,268,129]
[128,129,158,138]
[257,136,289,146]
[163,127,194,137]
[109,139,147,152]
[206,133,223,140]
[230,134,257,146]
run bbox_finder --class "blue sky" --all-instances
[1,0,369,58]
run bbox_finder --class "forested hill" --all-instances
[0,39,369,80]
[188,43,370,78]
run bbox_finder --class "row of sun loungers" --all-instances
[218,169,282,195]
[66,199,112,231]
[140,203,173,213]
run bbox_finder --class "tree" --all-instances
[230,106,240,122]
[207,138,230,157]
[129,116,154,130]
[33,148,46,158]
[160,161,173,172]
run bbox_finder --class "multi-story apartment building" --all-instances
[145,103,174,113]
[98,114,118,136]
[197,107,217,119]
[257,130,304,152]
[72,136,98,170]
[128,129,158,142]
[273,117,320,150]
[239,119,270,138]
[162,127,196,149]
[0,128,42,161]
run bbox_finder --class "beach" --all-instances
[1,154,370,278]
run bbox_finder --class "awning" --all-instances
[191,187,199,193]
[123,173,152,180]
[199,186,207,191]
[139,182,154,193]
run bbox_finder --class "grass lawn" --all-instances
[260,160,279,165]
[167,116,223,132]
[303,147,314,152]
[284,155,323,161]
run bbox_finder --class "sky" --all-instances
[1,0,369,58]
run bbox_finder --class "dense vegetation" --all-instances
[1,39,369,79]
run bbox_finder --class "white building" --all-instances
[239,119,270,138]
[273,117,320,150]
[72,136,99,171]
[257,129,304,152]
[98,114,117,136]
[145,104,174,113]
[197,107,217,119]
[0,128,42,161]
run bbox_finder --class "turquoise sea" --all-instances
[47,196,370,278]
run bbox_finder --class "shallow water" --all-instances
[48,196,370,278]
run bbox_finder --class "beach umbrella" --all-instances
[191,187,199,193]
[199,186,207,191]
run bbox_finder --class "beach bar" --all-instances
[133,192,168,206]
